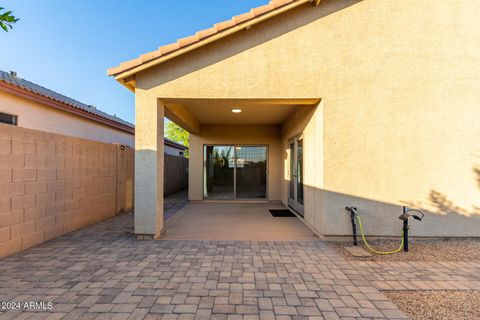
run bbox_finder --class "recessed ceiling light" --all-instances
[231,108,242,113]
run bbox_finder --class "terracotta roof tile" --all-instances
[140,51,161,63]
[233,12,256,24]
[178,34,200,47]
[160,42,181,55]
[251,3,276,16]
[119,59,142,71]
[273,0,293,6]
[214,19,236,32]
[108,0,308,77]
[196,27,218,40]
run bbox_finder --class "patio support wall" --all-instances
[134,92,164,239]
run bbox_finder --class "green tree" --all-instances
[0,7,19,32]
[165,120,189,157]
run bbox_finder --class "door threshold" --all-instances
[194,199,271,204]
[288,205,304,218]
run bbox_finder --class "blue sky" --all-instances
[0,0,267,124]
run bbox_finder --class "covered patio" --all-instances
[107,0,327,241]
[161,202,317,241]
[133,97,320,240]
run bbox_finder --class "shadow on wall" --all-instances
[298,186,426,238]
[138,0,363,90]
[426,190,480,217]
[134,149,161,235]
[340,162,480,237]
[402,164,480,220]
[298,185,480,238]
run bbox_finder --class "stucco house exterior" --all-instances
[0,70,135,146]
[108,0,480,240]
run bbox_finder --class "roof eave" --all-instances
[164,139,188,150]
[109,0,313,82]
[118,77,136,92]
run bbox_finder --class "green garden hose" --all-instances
[355,214,404,255]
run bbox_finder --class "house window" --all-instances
[0,112,17,126]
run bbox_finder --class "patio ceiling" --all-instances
[162,98,319,132]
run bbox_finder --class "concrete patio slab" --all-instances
[161,202,317,241]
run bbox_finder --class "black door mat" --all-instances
[269,209,296,217]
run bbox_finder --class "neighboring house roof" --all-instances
[108,0,318,81]
[164,137,188,150]
[0,70,135,133]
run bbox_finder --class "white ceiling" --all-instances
[164,99,318,125]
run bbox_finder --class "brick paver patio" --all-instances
[354,260,480,292]
[6,211,479,320]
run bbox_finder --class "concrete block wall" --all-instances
[0,124,134,258]
[164,154,188,196]
[116,146,134,213]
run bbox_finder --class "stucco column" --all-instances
[134,90,164,239]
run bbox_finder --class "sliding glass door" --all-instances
[204,145,267,199]
[288,135,304,216]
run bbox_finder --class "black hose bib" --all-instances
[403,215,409,252]
[398,206,424,252]
[346,207,358,246]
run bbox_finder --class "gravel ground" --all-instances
[385,291,480,320]
[328,238,480,261]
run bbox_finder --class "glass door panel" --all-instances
[289,142,295,200]
[204,145,234,199]
[235,146,267,198]
[297,139,304,206]
[288,136,304,216]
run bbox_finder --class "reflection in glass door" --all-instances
[235,146,267,198]
[297,139,303,206]
[204,145,267,199]
[204,146,234,199]
[288,136,304,216]
[289,142,295,200]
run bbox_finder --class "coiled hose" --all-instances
[355,214,404,255]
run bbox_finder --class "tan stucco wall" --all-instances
[0,91,134,147]
[189,125,281,201]
[0,124,134,258]
[134,92,164,237]
[135,0,480,237]
[281,102,325,235]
